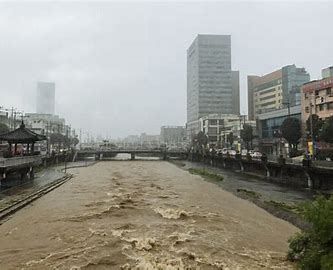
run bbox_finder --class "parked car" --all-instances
[251,151,262,158]
[228,150,237,156]
[221,148,228,155]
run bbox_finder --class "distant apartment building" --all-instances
[187,34,235,139]
[140,133,160,146]
[24,113,66,136]
[36,82,55,115]
[248,65,310,120]
[160,126,185,145]
[123,135,140,144]
[301,69,333,124]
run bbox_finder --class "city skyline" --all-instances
[0,2,332,138]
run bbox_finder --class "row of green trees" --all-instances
[0,123,9,134]
[306,115,333,143]
[50,133,79,148]
[280,115,333,157]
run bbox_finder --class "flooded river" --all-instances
[0,161,298,269]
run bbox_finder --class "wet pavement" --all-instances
[0,161,94,211]
[0,161,298,269]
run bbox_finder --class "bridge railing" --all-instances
[0,155,44,168]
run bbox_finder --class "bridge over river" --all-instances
[76,148,188,160]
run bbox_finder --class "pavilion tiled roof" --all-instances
[0,122,46,143]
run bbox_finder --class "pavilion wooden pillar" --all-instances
[27,143,30,155]
[14,143,17,155]
[31,143,35,155]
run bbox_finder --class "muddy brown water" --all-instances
[0,161,298,269]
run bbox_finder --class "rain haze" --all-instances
[0,1,332,138]
[1,2,333,269]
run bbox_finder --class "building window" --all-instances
[208,127,218,134]
[319,104,324,111]
[209,119,217,125]
[327,88,332,95]
[305,106,309,113]
[327,102,333,110]
[304,93,308,99]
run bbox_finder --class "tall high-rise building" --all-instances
[247,65,310,120]
[186,34,233,138]
[231,70,240,115]
[247,75,260,120]
[36,82,55,115]
[322,66,333,79]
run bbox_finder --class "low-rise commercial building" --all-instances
[195,114,240,145]
[257,105,301,155]
[301,72,333,124]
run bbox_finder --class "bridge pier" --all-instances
[131,153,135,160]
[29,167,34,179]
[222,159,227,168]
[0,172,6,187]
[304,170,313,189]
[264,165,270,178]
[239,161,244,172]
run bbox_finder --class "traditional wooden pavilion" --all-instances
[0,121,47,156]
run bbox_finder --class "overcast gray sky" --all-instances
[0,1,332,138]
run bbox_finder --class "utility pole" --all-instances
[46,121,49,155]
[11,107,14,130]
[79,129,82,150]
[309,92,316,160]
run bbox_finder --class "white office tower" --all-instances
[186,34,233,138]
[36,82,55,115]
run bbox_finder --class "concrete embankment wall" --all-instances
[188,153,333,191]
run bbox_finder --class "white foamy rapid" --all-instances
[0,161,298,269]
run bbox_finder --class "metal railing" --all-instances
[0,155,44,168]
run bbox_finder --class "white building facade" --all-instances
[186,34,233,141]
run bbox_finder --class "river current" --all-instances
[0,161,298,269]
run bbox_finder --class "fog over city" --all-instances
[0,1,331,138]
